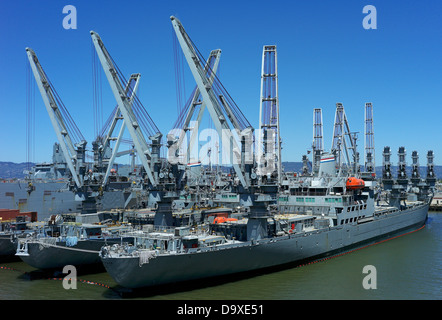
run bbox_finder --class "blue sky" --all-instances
[1,0,441,167]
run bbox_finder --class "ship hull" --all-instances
[17,238,131,269]
[0,181,77,220]
[0,235,16,257]
[101,203,429,289]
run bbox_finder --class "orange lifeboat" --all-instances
[213,217,238,224]
[346,177,365,190]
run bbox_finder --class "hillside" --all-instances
[0,162,35,179]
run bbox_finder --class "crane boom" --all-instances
[26,47,82,189]
[90,31,157,186]
[102,74,141,186]
[168,49,221,163]
[331,103,358,174]
[170,16,249,188]
[102,74,141,153]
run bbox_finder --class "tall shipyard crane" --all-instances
[90,31,161,187]
[167,50,221,165]
[312,108,323,174]
[364,102,375,174]
[331,103,359,175]
[331,103,345,166]
[98,74,141,187]
[26,48,85,190]
[170,16,256,190]
[257,45,282,184]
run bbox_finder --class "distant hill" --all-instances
[0,162,35,179]
[1,161,441,180]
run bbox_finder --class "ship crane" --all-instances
[170,16,255,190]
[99,74,141,187]
[410,151,420,185]
[426,150,436,188]
[397,146,408,188]
[312,108,323,174]
[257,45,282,185]
[364,103,375,174]
[331,103,359,175]
[90,31,160,187]
[26,48,85,190]
[167,50,221,165]
[382,146,393,190]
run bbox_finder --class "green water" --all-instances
[1,213,441,300]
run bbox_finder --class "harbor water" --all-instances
[1,212,441,300]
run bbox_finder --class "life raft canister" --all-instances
[346,177,365,190]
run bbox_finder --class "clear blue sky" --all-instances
[1,0,441,166]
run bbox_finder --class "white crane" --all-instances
[101,74,141,186]
[26,48,84,189]
[90,31,159,186]
[167,49,221,164]
[170,16,254,189]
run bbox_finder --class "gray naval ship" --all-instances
[0,219,39,258]
[0,143,147,221]
[15,212,134,269]
[99,153,433,289]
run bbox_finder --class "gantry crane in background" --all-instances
[364,102,375,174]
[410,150,420,187]
[257,45,282,185]
[331,103,359,175]
[331,103,345,170]
[426,150,436,187]
[312,108,323,174]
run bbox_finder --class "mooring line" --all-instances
[0,265,115,291]
[47,277,112,289]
